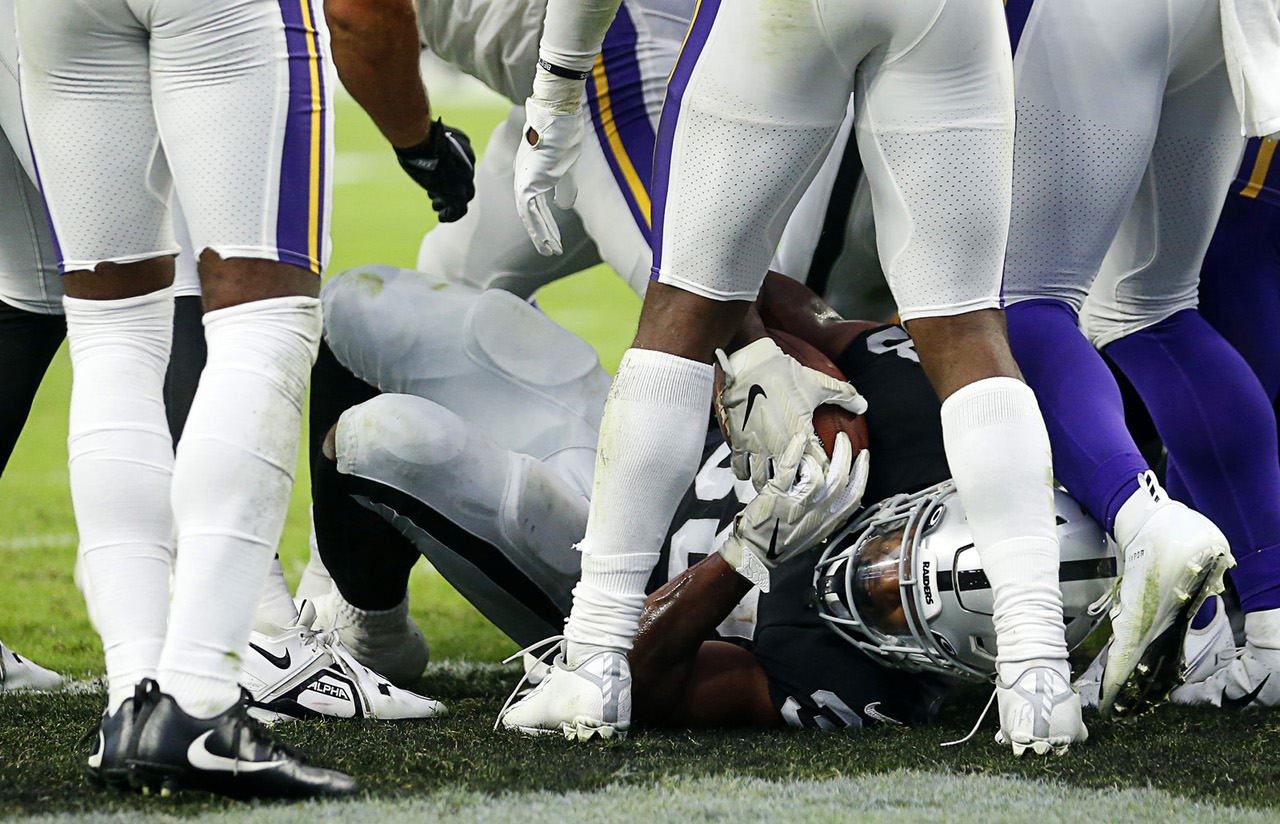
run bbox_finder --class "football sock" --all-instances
[1245,608,1280,650]
[295,517,336,602]
[564,348,713,664]
[254,556,301,634]
[941,376,1068,680]
[1197,195,1280,401]
[159,296,321,718]
[63,287,176,712]
[0,300,65,475]
[1107,310,1280,615]
[1006,299,1148,534]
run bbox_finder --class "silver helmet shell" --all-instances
[814,480,1116,683]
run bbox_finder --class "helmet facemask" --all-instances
[815,481,1116,684]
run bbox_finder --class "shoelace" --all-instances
[939,688,997,749]
[1087,584,1117,618]
[492,635,565,731]
[297,625,338,658]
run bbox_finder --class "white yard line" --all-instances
[0,532,76,552]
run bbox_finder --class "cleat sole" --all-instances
[1105,552,1231,720]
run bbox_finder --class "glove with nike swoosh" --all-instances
[394,118,477,223]
[717,432,870,592]
[715,337,868,494]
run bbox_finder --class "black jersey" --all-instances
[654,324,956,729]
[837,324,950,503]
[750,324,954,729]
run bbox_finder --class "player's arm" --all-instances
[630,555,783,728]
[325,0,476,221]
[756,272,882,364]
[513,0,623,254]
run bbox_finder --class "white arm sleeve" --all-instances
[532,0,622,109]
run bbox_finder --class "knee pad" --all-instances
[335,393,473,483]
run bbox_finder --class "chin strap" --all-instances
[493,635,566,731]
[939,687,998,749]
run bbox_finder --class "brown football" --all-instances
[714,330,869,458]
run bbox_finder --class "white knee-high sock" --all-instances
[294,509,335,602]
[158,296,321,717]
[64,287,176,712]
[940,377,1068,681]
[254,556,302,634]
[564,349,714,664]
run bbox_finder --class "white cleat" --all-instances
[1170,644,1280,708]
[1073,640,1109,711]
[995,666,1087,756]
[307,591,430,689]
[1101,473,1234,718]
[1075,595,1235,709]
[0,641,63,692]
[498,644,631,741]
[1180,596,1237,686]
[1172,608,1280,709]
[242,613,445,722]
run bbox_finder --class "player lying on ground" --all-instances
[507,0,1087,757]
[293,267,1122,737]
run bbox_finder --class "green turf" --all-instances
[2,95,1277,822]
[3,674,1280,817]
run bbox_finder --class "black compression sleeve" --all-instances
[309,340,422,610]
[0,301,65,476]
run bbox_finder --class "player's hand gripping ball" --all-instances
[714,332,868,490]
[395,118,477,222]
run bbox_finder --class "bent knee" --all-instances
[335,394,470,481]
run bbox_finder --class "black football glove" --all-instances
[394,118,476,223]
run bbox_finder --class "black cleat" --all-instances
[84,685,149,791]
[124,679,357,800]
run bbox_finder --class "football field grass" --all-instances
[3,94,1280,821]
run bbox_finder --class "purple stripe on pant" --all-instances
[585,3,654,245]
[275,0,326,273]
[649,0,722,280]
[304,0,328,266]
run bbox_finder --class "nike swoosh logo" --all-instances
[444,133,474,171]
[186,730,284,774]
[1222,674,1270,709]
[742,384,767,430]
[765,520,782,561]
[249,643,291,670]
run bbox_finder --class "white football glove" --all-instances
[513,97,583,256]
[715,337,868,492]
[717,432,870,592]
